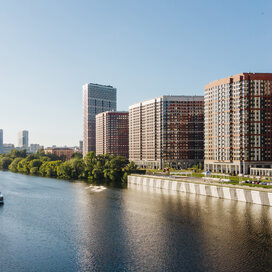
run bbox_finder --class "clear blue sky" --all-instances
[0,0,271,147]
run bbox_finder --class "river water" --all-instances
[0,171,272,272]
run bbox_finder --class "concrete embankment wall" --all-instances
[128,175,272,207]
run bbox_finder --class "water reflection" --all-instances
[126,184,272,272]
[1,171,272,272]
[72,182,272,271]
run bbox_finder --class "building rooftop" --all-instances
[205,73,272,89]
[129,95,204,109]
[83,82,115,88]
[96,111,128,116]
[45,147,73,151]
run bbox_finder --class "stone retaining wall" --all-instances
[128,175,272,206]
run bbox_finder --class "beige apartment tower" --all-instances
[204,73,272,174]
[129,96,204,169]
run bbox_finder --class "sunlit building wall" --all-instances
[204,73,272,174]
[96,111,129,158]
[129,96,204,169]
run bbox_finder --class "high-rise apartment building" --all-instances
[79,140,83,153]
[18,130,29,149]
[204,73,272,174]
[0,129,3,154]
[129,96,204,169]
[83,83,117,155]
[96,111,129,158]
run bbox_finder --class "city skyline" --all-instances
[1,1,272,146]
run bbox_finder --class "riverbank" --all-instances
[0,149,137,187]
[128,174,272,206]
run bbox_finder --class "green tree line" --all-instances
[0,149,137,186]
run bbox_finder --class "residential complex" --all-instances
[29,144,43,154]
[18,130,29,149]
[129,95,204,169]
[204,73,272,174]
[83,83,117,155]
[3,144,15,154]
[45,147,74,160]
[96,111,129,158]
[0,129,3,154]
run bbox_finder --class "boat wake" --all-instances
[85,185,107,193]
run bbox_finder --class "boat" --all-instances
[0,192,4,204]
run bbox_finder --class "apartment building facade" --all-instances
[204,73,272,174]
[96,111,129,158]
[129,96,204,169]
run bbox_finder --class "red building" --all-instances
[96,111,129,158]
[45,148,74,160]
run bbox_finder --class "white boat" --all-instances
[0,192,4,204]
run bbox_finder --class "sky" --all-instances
[0,0,271,147]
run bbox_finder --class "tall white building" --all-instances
[18,130,29,149]
[83,83,117,155]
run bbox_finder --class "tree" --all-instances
[9,149,27,159]
[72,152,83,159]
[57,161,73,179]
[17,159,30,174]
[30,167,39,175]
[39,161,62,177]
[9,158,23,172]
[0,157,13,170]
[29,159,43,168]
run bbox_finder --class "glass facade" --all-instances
[18,130,29,148]
[83,83,117,155]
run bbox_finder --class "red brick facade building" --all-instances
[96,111,129,158]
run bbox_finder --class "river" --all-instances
[0,171,272,272]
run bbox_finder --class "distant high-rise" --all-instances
[96,111,129,158]
[18,130,29,149]
[0,129,3,154]
[29,144,42,154]
[129,96,204,169]
[79,140,83,153]
[83,83,117,155]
